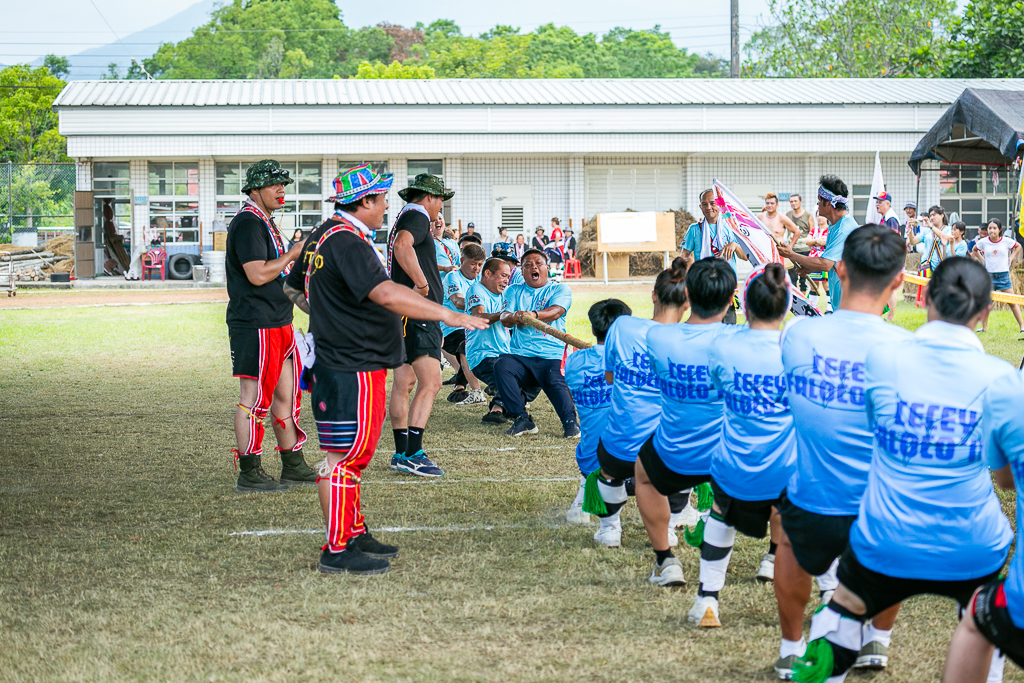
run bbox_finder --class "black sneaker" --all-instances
[505,414,538,437]
[236,454,285,493]
[447,389,469,403]
[481,410,508,425]
[350,530,398,559]
[563,421,581,439]
[442,375,460,386]
[318,546,390,575]
[484,384,496,397]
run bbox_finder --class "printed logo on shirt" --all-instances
[725,371,790,417]
[614,351,659,389]
[786,349,866,409]
[571,374,612,408]
[660,362,722,401]
[872,395,983,464]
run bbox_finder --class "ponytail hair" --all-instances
[654,256,689,308]
[926,257,991,325]
[745,263,790,321]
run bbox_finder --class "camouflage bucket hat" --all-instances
[398,173,454,202]
[241,159,295,193]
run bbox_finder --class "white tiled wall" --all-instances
[198,157,216,247]
[458,157,572,241]
[129,159,147,272]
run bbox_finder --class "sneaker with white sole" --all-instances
[756,552,775,583]
[566,481,589,524]
[671,505,700,529]
[667,527,679,548]
[648,556,686,586]
[390,451,445,477]
[687,594,721,627]
[505,414,538,437]
[593,523,621,548]
[853,641,888,670]
[456,389,487,406]
[774,655,798,680]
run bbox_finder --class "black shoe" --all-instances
[236,454,285,493]
[318,546,390,575]
[350,530,398,559]
[505,414,538,437]
[442,375,460,386]
[563,421,581,439]
[481,410,508,425]
[484,384,496,397]
[447,389,469,403]
[279,449,317,487]
[624,477,636,497]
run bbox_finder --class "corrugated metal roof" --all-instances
[52,78,1024,108]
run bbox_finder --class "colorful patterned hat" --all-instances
[398,173,454,201]
[241,159,294,193]
[327,163,394,204]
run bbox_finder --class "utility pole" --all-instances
[730,0,740,78]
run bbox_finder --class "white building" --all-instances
[54,77,1024,277]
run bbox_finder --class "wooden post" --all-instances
[458,219,462,237]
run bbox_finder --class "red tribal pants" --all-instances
[311,367,388,552]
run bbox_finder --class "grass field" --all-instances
[0,285,1020,682]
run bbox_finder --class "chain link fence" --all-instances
[0,162,76,244]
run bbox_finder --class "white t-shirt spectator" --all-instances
[975,236,1015,273]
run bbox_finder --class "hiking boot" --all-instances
[481,410,508,425]
[318,546,390,575]
[279,448,317,487]
[505,414,538,437]
[236,453,285,493]
[350,530,399,559]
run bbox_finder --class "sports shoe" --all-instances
[236,454,285,493]
[687,594,721,627]
[648,556,686,586]
[349,530,398,559]
[593,523,622,548]
[318,546,390,575]
[563,421,581,439]
[391,451,445,477]
[819,589,835,605]
[566,500,590,524]
[774,655,798,680]
[446,388,469,403]
[279,449,318,487]
[853,640,888,670]
[505,414,538,437]
[756,552,775,583]
[456,389,486,406]
[671,505,700,529]
[483,384,495,396]
[480,410,508,425]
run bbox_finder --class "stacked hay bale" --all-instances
[576,209,697,277]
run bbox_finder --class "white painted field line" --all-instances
[230,524,525,537]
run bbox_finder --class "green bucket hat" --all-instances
[398,173,454,202]
[242,159,294,193]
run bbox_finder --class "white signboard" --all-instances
[599,211,658,244]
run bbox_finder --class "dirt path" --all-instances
[0,288,228,310]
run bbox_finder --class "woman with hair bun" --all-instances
[688,263,799,629]
[588,257,695,557]
[796,256,1014,683]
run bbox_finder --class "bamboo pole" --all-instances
[902,270,1024,306]
[519,315,592,349]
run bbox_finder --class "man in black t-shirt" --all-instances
[282,164,485,576]
[225,159,317,493]
[385,173,455,478]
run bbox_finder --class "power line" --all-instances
[85,0,152,79]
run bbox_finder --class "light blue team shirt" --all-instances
[440,269,478,338]
[434,237,461,267]
[509,268,525,288]
[781,310,912,516]
[682,221,739,271]
[821,213,859,311]
[600,317,661,461]
[465,282,510,370]
[851,321,1014,581]
[503,280,572,360]
[647,323,739,474]
[565,345,612,476]
[708,328,797,502]
[983,371,1024,627]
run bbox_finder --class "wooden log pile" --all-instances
[0,249,71,283]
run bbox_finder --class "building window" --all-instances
[851,184,872,223]
[215,161,321,230]
[147,162,199,244]
[407,159,443,185]
[92,162,132,256]
[93,162,130,197]
[148,162,198,197]
[939,165,1013,237]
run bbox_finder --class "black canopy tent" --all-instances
[909,88,1024,174]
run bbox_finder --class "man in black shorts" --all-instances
[386,173,454,477]
[225,159,317,493]
[282,164,485,575]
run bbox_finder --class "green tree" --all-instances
[103,62,120,80]
[0,64,69,163]
[42,55,70,80]
[944,0,1024,77]
[599,27,700,78]
[355,60,436,78]
[744,0,955,77]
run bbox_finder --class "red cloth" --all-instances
[240,324,306,455]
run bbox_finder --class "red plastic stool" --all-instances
[564,258,582,279]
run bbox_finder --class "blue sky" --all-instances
[2,0,773,77]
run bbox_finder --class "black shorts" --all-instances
[778,488,854,576]
[442,329,466,357]
[596,439,636,481]
[228,324,293,379]
[972,577,1024,669]
[402,318,442,363]
[710,478,778,539]
[837,546,1000,622]
[637,434,711,497]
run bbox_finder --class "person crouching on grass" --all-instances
[282,164,486,575]
[495,249,580,438]
[441,243,487,406]
[225,159,317,492]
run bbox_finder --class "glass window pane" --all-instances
[961,198,983,213]
[278,213,296,229]
[149,201,173,214]
[148,163,173,196]
[962,213,983,229]
[93,162,129,180]
[960,170,981,194]
[216,162,239,179]
[987,199,1008,227]
[940,199,959,217]
[853,198,868,217]
[217,200,239,212]
[298,200,320,211]
[407,159,443,181]
[175,201,199,213]
[220,180,240,196]
[939,168,958,195]
[300,214,321,227]
[297,163,320,195]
